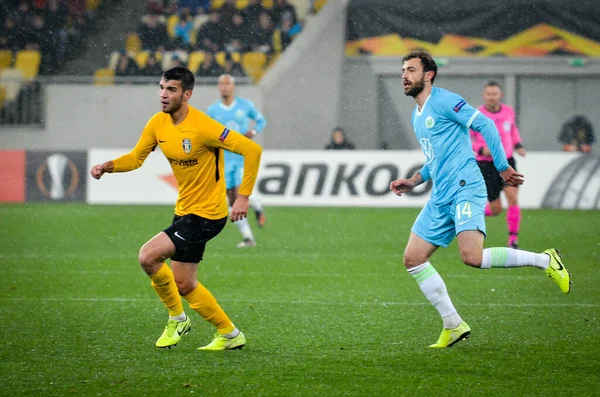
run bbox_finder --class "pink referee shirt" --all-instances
[471,104,522,162]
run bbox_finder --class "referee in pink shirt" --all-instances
[471,81,527,249]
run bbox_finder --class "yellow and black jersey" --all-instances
[111,106,262,219]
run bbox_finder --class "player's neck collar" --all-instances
[220,99,237,110]
[416,93,432,116]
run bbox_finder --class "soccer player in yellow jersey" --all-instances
[90,67,262,351]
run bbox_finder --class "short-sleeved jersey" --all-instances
[206,97,266,165]
[471,104,522,161]
[111,106,262,219]
[412,86,508,205]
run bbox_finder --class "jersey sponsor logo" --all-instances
[425,116,435,129]
[182,138,192,154]
[219,128,230,142]
[235,110,245,118]
[419,138,434,164]
[167,157,198,167]
[453,100,466,112]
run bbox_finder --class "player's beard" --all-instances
[404,75,426,97]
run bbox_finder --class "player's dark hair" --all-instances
[162,67,195,92]
[402,51,438,84]
[485,80,502,89]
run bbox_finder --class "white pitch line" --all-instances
[0,297,597,308]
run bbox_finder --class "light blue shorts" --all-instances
[411,185,488,248]
[224,161,244,190]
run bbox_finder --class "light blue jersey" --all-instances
[410,86,509,247]
[207,96,266,189]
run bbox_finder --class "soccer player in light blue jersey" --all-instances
[390,52,572,348]
[207,74,267,247]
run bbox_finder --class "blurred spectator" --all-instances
[243,0,265,28]
[223,12,250,53]
[558,115,595,153]
[250,11,274,53]
[197,51,224,77]
[222,52,246,77]
[325,127,356,150]
[271,0,297,27]
[174,13,194,47]
[196,11,223,52]
[169,55,184,68]
[138,13,169,51]
[175,0,210,15]
[218,0,237,30]
[2,17,23,51]
[115,52,140,76]
[140,53,163,76]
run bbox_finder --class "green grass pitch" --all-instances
[0,204,599,396]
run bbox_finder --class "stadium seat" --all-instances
[211,0,225,9]
[14,50,41,80]
[94,68,115,85]
[0,50,12,70]
[242,52,267,82]
[167,15,179,39]
[0,68,25,103]
[312,0,328,12]
[215,51,241,66]
[108,51,121,70]
[263,0,273,8]
[125,33,142,53]
[135,51,151,68]
[86,0,101,10]
[0,86,5,107]
[236,0,249,9]
[187,51,205,73]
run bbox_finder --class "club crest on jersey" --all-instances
[219,128,230,142]
[182,138,192,154]
[454,100,466,112]
[425,116,435,129]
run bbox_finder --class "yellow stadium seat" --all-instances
[94,68,115,85]
[86,0,101,10]
[263,0,273,8]
[313,0,328,12]
[0,68,25,102]
[242,51,267,82]
[216,51,242,67]
[14,50,41,80]
[212,0,225,9]
[0,86,5,107]
[125,33,142,53]
[187,51,205,73]
[135,51,151,68]
[236,0,249,9]
[0,50,12,69]
[167,15,179,39]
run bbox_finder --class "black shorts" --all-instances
[163,214,227,263]
[478,157,517,202]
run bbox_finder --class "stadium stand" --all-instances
[99,0,312,82]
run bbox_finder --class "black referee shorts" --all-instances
[478,157,517,202]
[163,214,227,263]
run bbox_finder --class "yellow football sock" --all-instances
[184,283,235,335]
[150,263,184,317]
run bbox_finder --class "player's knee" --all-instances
[460,250,482,268]
[403,252,429,269]
[138,248,160,273]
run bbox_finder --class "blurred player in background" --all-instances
[90,67,262,351]
[207,74,267,248]
[471,81,526,249]
[391,52,571,348]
